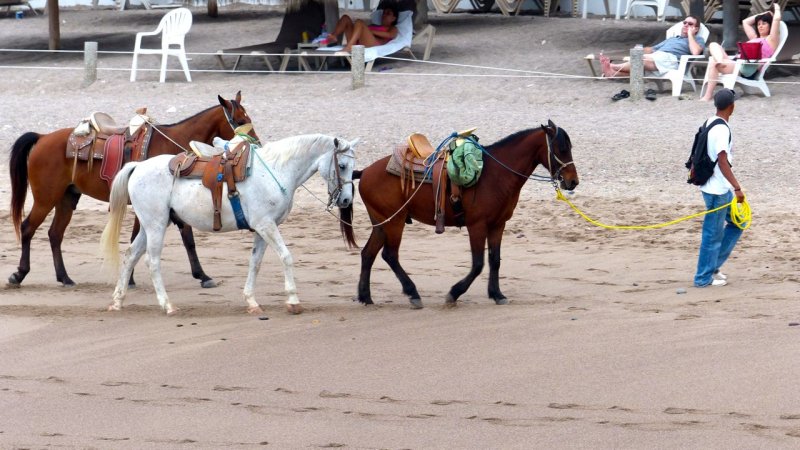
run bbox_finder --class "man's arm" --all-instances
[687,27,703,55]
[717,151,744,203]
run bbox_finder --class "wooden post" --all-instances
[629,44,644,100]
[351,45,365,90]
[83,41,97,87]
[47,0,59,50]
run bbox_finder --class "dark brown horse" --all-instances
[351,120,579,308]
[9,91,258,288]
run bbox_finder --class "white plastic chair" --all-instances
[701,21,788,97]
[649,22,709,96]
[625,0,684,21]
[130,7,193,83]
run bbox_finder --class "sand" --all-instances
[1,5,800,448]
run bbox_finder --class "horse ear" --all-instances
[548,119,556,129]
[218,95,227,107]
[235,91,242,103]
[334,137,339,149]
[350,137,360,148]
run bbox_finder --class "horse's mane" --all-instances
[484,128,537,152]
[258,134,333,168]
[484,125,571,155]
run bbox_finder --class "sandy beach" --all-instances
[2,5,800,448]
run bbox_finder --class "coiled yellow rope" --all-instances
[555,189,751,230]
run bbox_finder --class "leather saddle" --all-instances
[65,109,152,188]
[168,141,252,231]
[386,129,476,233]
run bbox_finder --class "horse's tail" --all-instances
[100,162,138,270]
[9,132,40,243]
[339,204,358,249]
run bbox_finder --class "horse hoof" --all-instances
[409,298,424,309]
[200,279,217,289]
[356,296,374,305]
[286,304,304,315]
[247,305,264,314]
[166,306,180,315]
[445,293,457,304]
[107,304,122,312]
[494,298,509,305]
[7,274,22,287]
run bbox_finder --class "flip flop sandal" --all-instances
[611,89,630,101]
[645,89,657,101]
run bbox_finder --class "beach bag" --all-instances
[447,135,483,188]
[685,118,729,186]
[737,41,761,61]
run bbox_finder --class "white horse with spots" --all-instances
[100,134,357,315]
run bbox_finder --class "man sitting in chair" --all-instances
[600,16,706,78]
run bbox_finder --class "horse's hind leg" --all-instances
[8,201,55,287]
[142,224,177,314]
[48,187,81,287]
[380,222,423,309]
[175,224,216,288]
[447,224,487,305]
[110,231,147,312]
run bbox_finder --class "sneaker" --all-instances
[713,271,727,281]
[711,278,727,287]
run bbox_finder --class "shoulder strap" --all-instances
[706,117,731,144]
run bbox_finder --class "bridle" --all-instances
[543,125,575,188]
[222,100,261,145]
[327,138,355,210]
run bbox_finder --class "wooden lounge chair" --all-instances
[215,0,325,72]
[310,9,435,72]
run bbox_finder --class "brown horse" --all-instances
[351,120,579,308]
[8,91,258,288]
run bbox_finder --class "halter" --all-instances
[543,125,575,188]
[326,139,355,210]
[222,99,240,132]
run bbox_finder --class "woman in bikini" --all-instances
[327,5,399,53]
[699,3,782,101]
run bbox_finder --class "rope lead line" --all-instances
[554,189,751,231]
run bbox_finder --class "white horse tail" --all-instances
[100,162,138,270]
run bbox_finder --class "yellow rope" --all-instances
[554,189,751,230]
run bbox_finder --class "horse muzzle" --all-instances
[560,177,579,191]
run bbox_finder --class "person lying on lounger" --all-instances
[326,5,399,53]
[600,15,706,78]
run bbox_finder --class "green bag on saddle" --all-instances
[447,135,483,188]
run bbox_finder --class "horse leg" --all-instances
[241,233,268,314]
[8,202,53,287]
[486,224,508,305]
[127,219,140,288]
[256,222,301,315]
[446,225,487,305]
[142,223,177,315]
[176,224,216,289]
[357,227,386,305]
[380,224,422,309]
[48,187,81,287]
[109,231,148,312]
